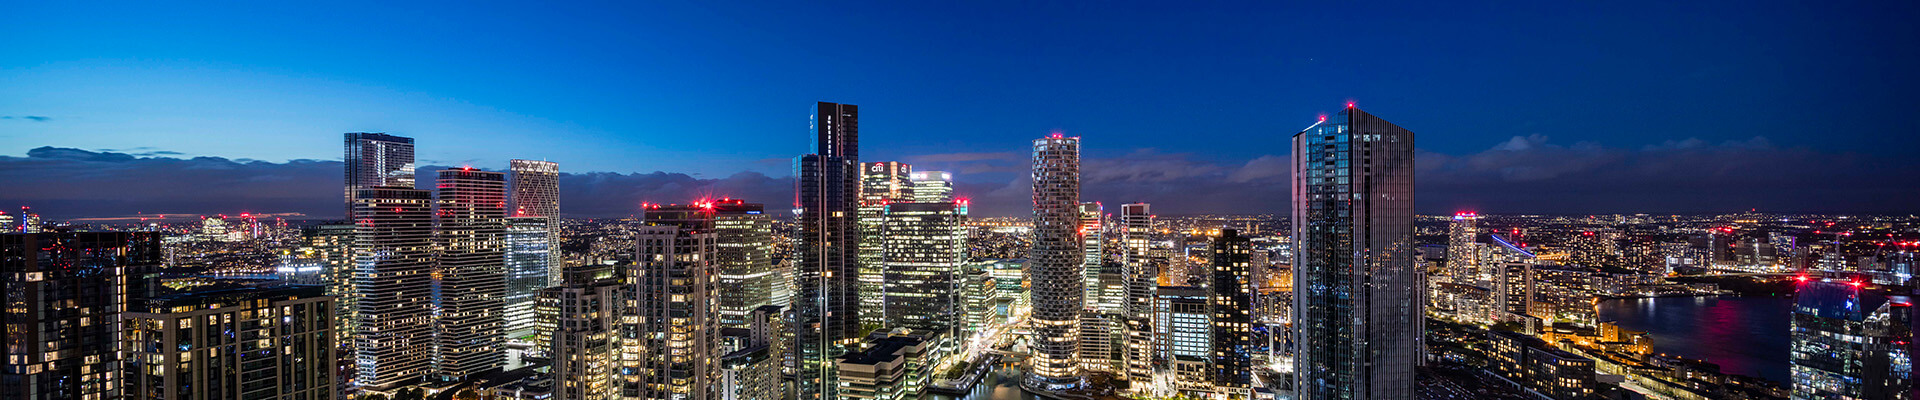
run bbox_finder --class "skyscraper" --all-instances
[1290,105,1419,400]
[546,264,625,400]
[1789,279,1913,399]
[630,205,722,400]
[859,161,913,329]
[1211,230,1253,397]
[508,159,561,285]
[882,201,969,340]
[505,216,552,340]
[709,199,778,329]
[1120,203,1159,391]
[351,188,437,388]
[434,168,509,381]
[1448,211,1480,286]
[910,171,953,203]
[345,133,417,210]
[1028,133,1085,390]
[1081,202,1108,312]
[2,231,161,400]
[793,101,860,400]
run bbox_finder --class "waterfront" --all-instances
[1597,295,1794,384]
[927,364,1036,400]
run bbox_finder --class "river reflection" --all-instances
[1596,295,1793,384]
[925,363,1036,400]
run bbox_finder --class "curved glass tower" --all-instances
[1028,134,1085,390]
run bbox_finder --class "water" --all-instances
[925,362,1036,400]
[1596,295,1794,384]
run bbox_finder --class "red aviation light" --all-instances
[1795,275,1810,283]
[1346,101,1356,109]
[1318,115,1327,122]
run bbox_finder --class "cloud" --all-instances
[2,116,52,122]
[4,136,1916,221]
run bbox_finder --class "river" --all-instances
[925,363,1036,400]
[1596,295,1794,384]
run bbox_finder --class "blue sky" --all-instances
[3,1,1917,218]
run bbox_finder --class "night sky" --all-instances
[3,1,1917,219]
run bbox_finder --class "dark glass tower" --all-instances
[1789,279,1913,399]
[2,231,160,400]
[344,133,416,211]
[794,101,859,400]
[1290,105,1418,400]
[1211,229,1253,396]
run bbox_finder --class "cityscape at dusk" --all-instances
[3,2,1919,400]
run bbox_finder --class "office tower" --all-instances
[432,168,509,381]
[509,159,562,285]
[964,269,997,338]
[793,101,860,400]
[545,265,625,400]
[350,186,437,389]
[859,161,913,328]
[630,206,722,400]
[719,305,787,400]
[1290,105,1419,400]
[1448,212,1479,286]
[1157,287,1213,397]
[1789,279,1913,399]
[1028,133,1085,390]
[123,285,336,400]
[1211,230,1253,397]
[17,207,42,233]
[1120,203,1159,390]
[0,212,11,233]
[882,201,969,340]
[1080,202,1108,311]
[1078,312,1120,373]
[506,216,552,340]
[2,231,160,400]
[704,199,779,329]
[345,133,417,209]
[910,171,953,203]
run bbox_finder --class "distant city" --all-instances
[4,101,1915,400]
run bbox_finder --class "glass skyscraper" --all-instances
[859,161,913,329]
[505,216,551,340]
[881,201,969,340]
[433,168,508,382]
[794,101,861,400]
[1290,105,1419,400]
[508,159,560,285]
[1789,279,1913,399]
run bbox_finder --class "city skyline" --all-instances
[6,1,1920,218]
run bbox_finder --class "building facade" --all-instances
[123,285,336,400]
[1120,203,1160,392]
[1789,279,1913,399]
[1028,134,1086,390]
[505,216,552,340]
[508,159,561,285]
[1,231,161,399]
[1211,230,1253,397]
[882,202,969,340]
[1290,106,1419,400]
[350,186,437,388]
[860,161,914,329]
[434,168,509,381]
[627,208,722,400]
[793,101,862,400]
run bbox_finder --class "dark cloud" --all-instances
[2,116,53,122]
[4,137,1915,221]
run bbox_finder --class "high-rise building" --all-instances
[545,265,625,400]
[1789,279,1913,399]
[122,285,336,400]
[345,133,417,210]
[1028,133,1085,390]
[1448,212,1480,286]
[350,186,437,389]
[794,101,861,400]
[506,216,552,340]
[859,161,913,328]
[1290,105,1419,400]
[300,223,356,345]
[508,159,561,285]
[1157,286,1213,397]
[434,168,509,381]
[882,201,969,340]
[15,207,41,233]
[910,171,953,203]
[1120,203,1160,391]
[629,205,722,400]
[719,305,787,400]
[708,199,778,329]
[2,231,160,400]
[1211,230,1253,398]
[1080,202,1108,312]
